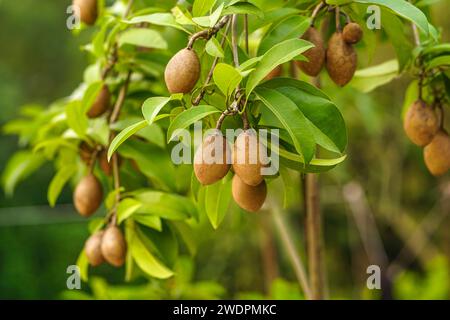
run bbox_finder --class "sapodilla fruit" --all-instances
[87,85,110,118]
[232,175,267,213]
[326,32,357,86]
[424,130,450,176]
[99,150,112,176]
[265,66,282,80]
[79,142,93,164]
[343,22,363,44]
[101,226,127,267]
[73,0,98,26]
[73,174,103,217]
[232,130,268,186]
[403,100,439,146]
[85,231,104,266]
[164,48,200,94]
[296,27,326,77]
[194,134,231,185]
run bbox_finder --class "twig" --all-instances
[271,200,312,300]
[311,1,325,27]
[335,6,341,31]
[187,15,230,49]
[411,23,421,47]
[244,14,249,54]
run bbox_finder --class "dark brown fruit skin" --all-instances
[85,231,104,266]
[296,27,326,77]
[99,150,112,176]
[194,134,231,185]
[403,100,439,146]
[232,175,267,213]
[232,130,267,186]
[79,142,94,164]
[424,130,450,176]
[164,48,200,94]
[73,174,103,217]
[343,22,363,44]
[265,66,282,80]
[73,0,98,26]
[101,226,127,267]
[326,32,357,86]
[87,85,110,118]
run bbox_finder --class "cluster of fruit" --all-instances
[404,100,450,176]
[298,21,363,86]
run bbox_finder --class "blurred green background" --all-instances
[0,0,449,299]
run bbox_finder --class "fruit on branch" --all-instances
[403,100,439,146]
[99,150,112,176]
[101,226,127,267]
[296,27,326,77]
[164,48,200,94]
[326,32,357,86]
[424,130,450,176]
[87,85,110,118]
[194,133,231,185]
[342,22,363,44]
[232,175,267,212]
[73,174,103,217]
[84,231,104,266]
[73,0,98,26]
[265,66,282,80]
[79,142,94,164]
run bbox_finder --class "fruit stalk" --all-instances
[310,1,325,26]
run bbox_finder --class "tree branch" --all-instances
[187,15,231,49]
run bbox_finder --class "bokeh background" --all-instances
[0,0,449,299]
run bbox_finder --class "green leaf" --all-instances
[255,87,316,163]
[258,15,310,55]
[204,177,232,229]
[222,2,264,18]
[246,38,313,94]
[76,250,89,282]
[350,59,399,93]
[205,37,224,58]
[142,95,182,125]
[118,28,167,49]
[167,105,221,142]
[129,226,174,279]
[353,0,429,35]
[125,13,190,33]
[192,2,224,27]
[117,198,143,224]
[108,120,148,161]
[66,101,88,138]
[48,164,78,207]
[133,215,162,231]
[426,55,450,70]
[193,0,216,17]
[81,82,102,113]
[213,63,242,97]
[1,151,45,196]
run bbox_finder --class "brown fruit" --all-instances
[87,85,110,118]
[232,175,267,213]
[84,231,104,266]
[403,100,439,146]
[101,226,127,267]
[424,130,450,176]
[99,150,112,176]
[79,142,94,164]
[342,22,363,44]
[265,66,282,80]
[296,27,326,77]
[232,130,268,186]
[164,48,200,94]
[73,0,98,26]
[73,174,103,217]
[326,32,357,86]
[194,134,231,185]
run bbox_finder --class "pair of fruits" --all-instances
[404,99,450,176]
[298,22,362,86]
[85,226,127,267]
[73,0,98,26]
[194,131,267,213]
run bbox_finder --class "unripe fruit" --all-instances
[403,100,439,146]
[265,66,282,80]
[342,22,363,44]
[87,85,110,118]
[73,0,98,26]
[296,27,326,77]
[424,130,450,176]
[326,32,357,86]
[232,175,267,213]
[232,130,268,186]
[84,231,104,266]
[164,48,200,94]
[101,226,127,267]
[194,134,231,185]
[73,174,103,217]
